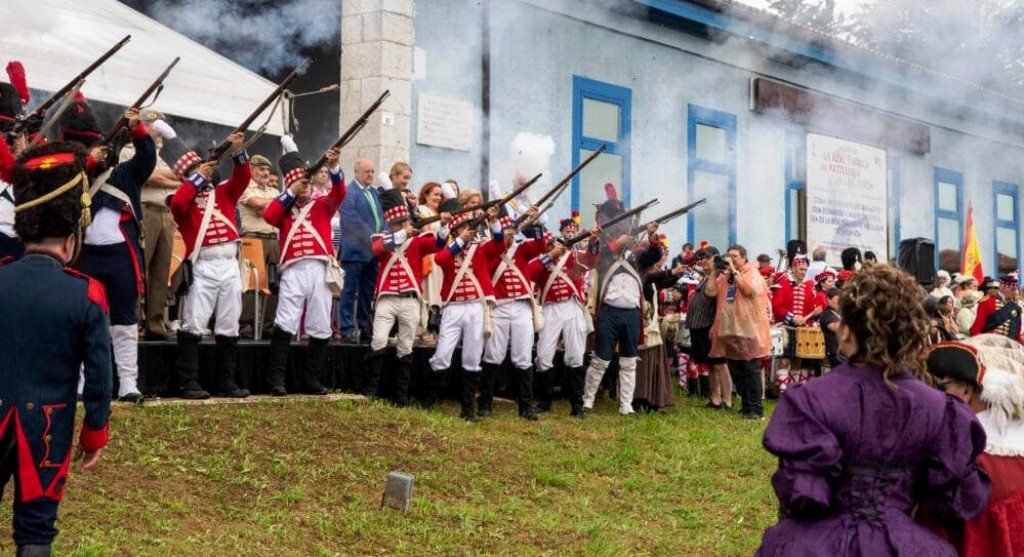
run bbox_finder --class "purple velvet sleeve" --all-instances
[923,396,991,522]
[763,384,843,517]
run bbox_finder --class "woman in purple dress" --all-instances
[756,265,991,557]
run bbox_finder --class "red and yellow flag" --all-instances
[961,204,984,282]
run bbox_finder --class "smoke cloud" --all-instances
[150,0,339,75]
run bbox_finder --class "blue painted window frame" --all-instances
[993,181,1021,277]
[571,76,632,213]
[888,155,901,259]
[784,130,805,243]
[933,167,964,269]
[687,104,737,246]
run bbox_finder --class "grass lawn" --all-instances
[2,393,779,557]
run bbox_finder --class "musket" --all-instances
[420,173,543,227]
[208,58,310,163]
[512,144,606,228]
[463,173,543,229]
[628,198,707,235]
[12,35,131,136]
[562,198,659,246]
[305,90,390,178]
[99,56,180,145]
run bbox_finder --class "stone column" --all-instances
[340,0,414,179]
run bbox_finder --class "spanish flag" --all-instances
[961,204,984,282]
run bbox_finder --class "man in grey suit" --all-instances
[337,158,384,343]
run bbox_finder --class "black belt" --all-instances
[383,291,420,299]
[244,232,278,240]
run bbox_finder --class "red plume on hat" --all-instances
[604,182,618,201]
[5,61,29,104]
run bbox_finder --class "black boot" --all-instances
[698,374,711,399]
[687,376,699,398]
[176,331,209,399]
[460,370,480,423]
[394,354,414,407]
[214,335,249,398]
[363,348,388,400]
[16,545,51,557]
[421,370,440,410]
[303,337,330,395]
[517,366,538,421]
[266,326,292,397]
[535,370,552,413]
[569,365,586,417]
[477,361,498,417]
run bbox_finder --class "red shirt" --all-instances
[771,274,816,324]
[170,153,251,259]
[371,231,442,299]
[529,249,596,304]
[263,169,346,268]
[435,235,506,303]
[490,237,547,301]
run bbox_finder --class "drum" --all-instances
[795,326,826,360]
[778,326,797,359]
[770,327,786,357]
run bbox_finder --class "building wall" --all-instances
[410,0,1024,274]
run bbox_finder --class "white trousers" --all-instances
[484,300,533,369]
[275,259,333,339]
[371,295,421,357]
[111,324,139,396]
[535,300,588,371]
[429,302,484,372]
[582,356,638,415]
[181,247,242,337]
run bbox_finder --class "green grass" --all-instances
[1,394,778,556]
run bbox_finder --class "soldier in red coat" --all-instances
[477,212,546,420]
[165,126,252,399]
[531,217,599,416]
[428,203,505,421]
[770,240,821,389]
[970,274,1022,343]
[262,141,347,396]
[362,189,450,406]
[0,142,112,557]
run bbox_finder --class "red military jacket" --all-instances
[490,237,547,301]
[169,151,251,259]
[435,227,506,304]
[529,248,597,304]
[970,294,1023,341]
[264,167,346,268]
[371,230,443,299]
[771,274,816,325]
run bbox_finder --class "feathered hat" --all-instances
[380,189,410,225]
[841,247,862,271]
[0,61,30,133]
[595,182,625,226]
[786,239,808,266]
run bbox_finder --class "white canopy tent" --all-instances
[0,0,288,135]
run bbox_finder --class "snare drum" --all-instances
[795,326,826,360]
[770,327,785,357]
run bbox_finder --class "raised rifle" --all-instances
[561,198,659,247]
[463,173,543,230]
[628,198,707,235]
[419,173,543,227]
[208,58,310,163]
[99,56,180,146]
[512,144,606,228]
[305,89,390,178]
[12,35,131,136]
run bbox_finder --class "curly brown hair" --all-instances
[839,265,931,382]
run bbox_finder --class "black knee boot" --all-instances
[518,366,538,421]
[267,326,292,397]
[698,374,711,398]
[176,331,209,399]
[569,366,587,416]
[214,335,249,398]
[477,362,498,417]
[534,370,552,413]
[363,348,388,399]
[16,545,51,557]
[394,354,414,407]
[460,370,480,422]
[688,376,699,397]
[421,370,441,410]
[303,337,330,395]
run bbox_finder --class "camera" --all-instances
[714,255,728,271]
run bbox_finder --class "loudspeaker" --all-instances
[898,238,936,288]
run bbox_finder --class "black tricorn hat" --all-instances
[926,342,983,388]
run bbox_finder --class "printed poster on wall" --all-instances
[806,133,888,267]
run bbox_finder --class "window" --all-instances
[687,105,736,249]
[888,155,901,261]
[572,76,631,227]
[994,181,1020,276]
[784,130,806,243]
[933,168,963,273]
